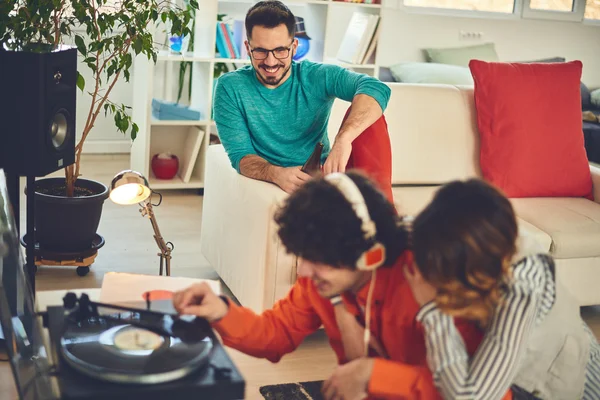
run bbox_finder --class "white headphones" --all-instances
[324,173,386,271]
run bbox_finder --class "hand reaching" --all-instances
[323,139,352,175]
[322,358,373,400]
[172,282,229,322]
[272,166,312,194]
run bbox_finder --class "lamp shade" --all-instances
[110,170,151,205]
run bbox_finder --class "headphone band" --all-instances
[325,173,376,241]
[325,173,386,271]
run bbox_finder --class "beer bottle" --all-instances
[301,142,324,177]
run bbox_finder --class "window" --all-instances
[586,0,600,19]
[529,0,574,12]
[402,0,515,14]
[403,0,600,21]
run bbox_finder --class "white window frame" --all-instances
[583,0,600,24]
[522,0,586,22]
[398,0,524,20]
[399,0,600,24]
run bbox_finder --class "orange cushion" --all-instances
[469,60,592,199]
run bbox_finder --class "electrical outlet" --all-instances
[459,30,484,40]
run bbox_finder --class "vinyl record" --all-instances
[60,315,213,385]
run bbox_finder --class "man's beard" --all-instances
[255,61,292,87]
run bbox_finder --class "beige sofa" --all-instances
[200,83,600,313]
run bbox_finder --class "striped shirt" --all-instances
[416,254,600,399]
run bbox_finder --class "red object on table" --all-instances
[151,153,179,179]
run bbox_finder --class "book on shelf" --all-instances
[360,17,381,64]
[336,12,380,65]
[232,19,248,59]
[216,18,247,60]
[180,127,206,182]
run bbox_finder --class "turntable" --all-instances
[0,172,245,400]
[43,293,246,400]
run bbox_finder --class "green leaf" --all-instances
[75,35,87,56]
[131,123,139,141]
[190,0,198,9]
[76,72,85,92]
[133,36,142,53]
[161,13,167,24]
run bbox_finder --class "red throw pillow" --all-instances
[469,60,592,199]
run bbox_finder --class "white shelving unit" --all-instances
[131,0,386,190]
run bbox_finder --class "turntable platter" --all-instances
[113,327,164,351]
[60,316,213,385]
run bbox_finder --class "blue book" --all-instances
[216,24,231,58]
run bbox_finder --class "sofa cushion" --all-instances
[424,43,499,67]
[592,88,600,109]
[470,60,593,199]
[391,186,552,253]
[515,217,552,253]
[581,81,593,110]
[329,84,481,185]
[392,186,439,216]
[511,198,600,259]
[389,62,474,85]
[379,67,396,83]
[521,57,566,63]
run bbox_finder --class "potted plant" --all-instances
[1,0,197,257]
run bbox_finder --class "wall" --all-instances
[76,56,133,154]
[377,5,600,87]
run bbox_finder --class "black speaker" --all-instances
[0,45,76,177]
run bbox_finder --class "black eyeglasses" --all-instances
[249,42,294,60]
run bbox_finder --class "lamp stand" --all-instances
[140,200,173,276]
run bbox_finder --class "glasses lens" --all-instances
[253,50,268,60]
[274,49,289,59]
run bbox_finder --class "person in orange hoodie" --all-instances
[173,172,507,400]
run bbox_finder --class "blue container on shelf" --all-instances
[151,99,202,121]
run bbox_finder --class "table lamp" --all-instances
[109,170,173,276]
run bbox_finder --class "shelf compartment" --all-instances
[148,125,207,187]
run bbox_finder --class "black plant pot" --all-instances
[31,177,109,253]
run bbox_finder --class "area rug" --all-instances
[259,380,324,400]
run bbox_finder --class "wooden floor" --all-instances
[1,154,599,399]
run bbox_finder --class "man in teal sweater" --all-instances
[213,0,391,194]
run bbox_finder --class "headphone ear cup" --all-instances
[356,243,386,271]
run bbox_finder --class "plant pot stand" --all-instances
[20,233,105,276]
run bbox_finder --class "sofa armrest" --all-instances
[200,145,292,312]
[590,164,600,204]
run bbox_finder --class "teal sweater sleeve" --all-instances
[213,76,256,173]
[213,62,391,173]
[305,62,391,112]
